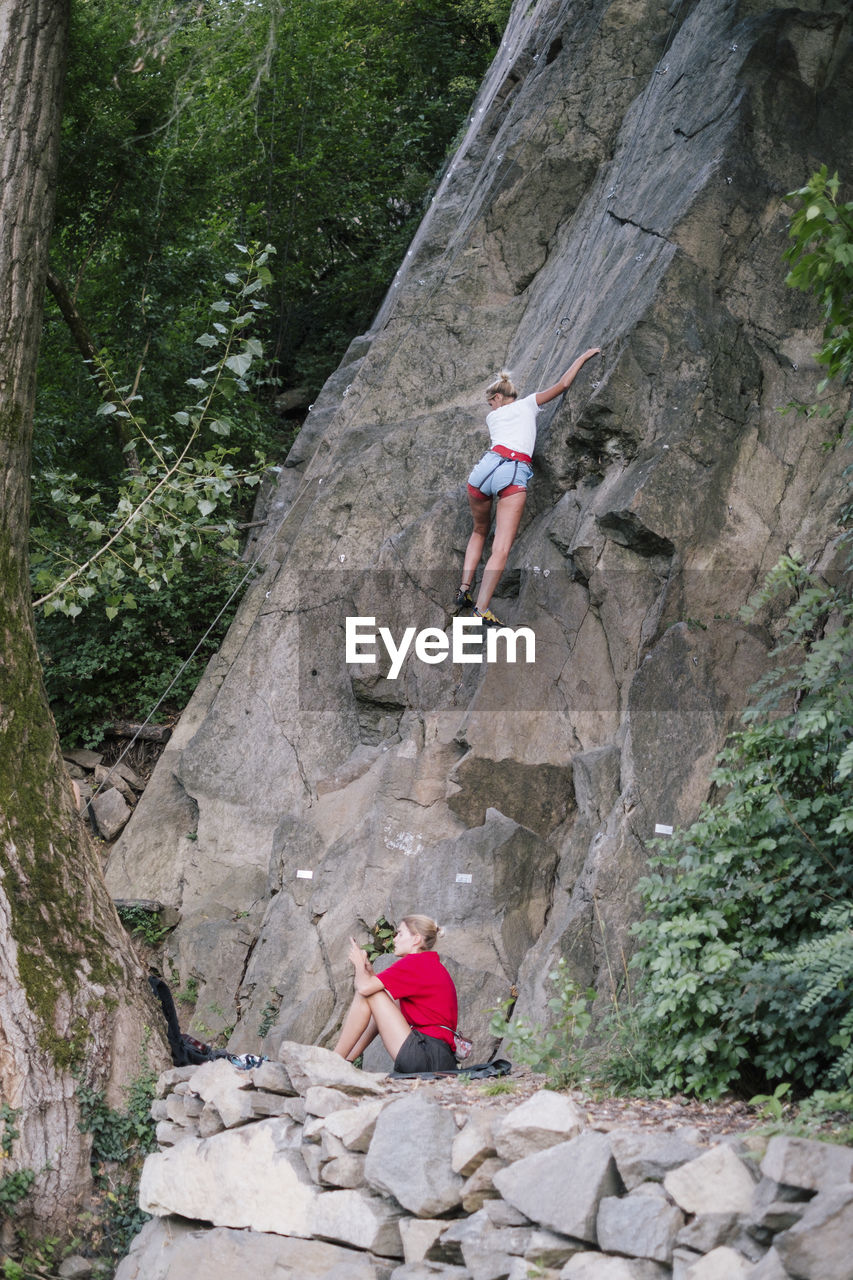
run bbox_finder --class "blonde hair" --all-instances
[486,370,517,401]
[401,914,442,951]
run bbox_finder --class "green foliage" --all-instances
[78,1067,158,1165]
[257,997,280,1040]
[77,1062,158,1263]
[46,0,512,409]
[0,1104,20,1157]
[489,959,595,1087]
[36,549,249,747]
[621,564,853,1099]
[769,904,853,1087]
[116,904,172,947]
[785,168,853,390]
[477,1079,516,1096]
[364,916,397,964]
[0,1169,36,1218]
[749,1081,793,1123]
[31,245,272,619]
[0,1107,37,1219]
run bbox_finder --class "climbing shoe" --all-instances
[473,606,504,628]
[454,586,474,610]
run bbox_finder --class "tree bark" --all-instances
[0,0,167,1233]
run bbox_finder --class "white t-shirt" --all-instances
[486,393,540,457]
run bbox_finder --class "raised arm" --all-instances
[347,936,385,996]
[535,347,601,406]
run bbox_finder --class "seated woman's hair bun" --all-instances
[401,913,441,950]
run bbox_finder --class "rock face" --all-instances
[105,0,853,1051]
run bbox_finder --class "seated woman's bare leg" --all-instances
[363,987,414,1062]
[333,988,412,1063]
[333,993,376,1060]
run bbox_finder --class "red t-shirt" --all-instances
[380,950,458,1050]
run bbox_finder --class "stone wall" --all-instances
[105,0,853,1056]
[115,1050,853,1279]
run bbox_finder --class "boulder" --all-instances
[684,1246,753,1279]
[493,1130,621,1241]
[309,1186,406,1256]
[90,786,132,840]
[138,1119,317,1234]
[597,1192,684,1262]
[322,1096,390,1151]
[114,1215,381,1279]
[760,1135,853,1193]
[773,1186,853,1280]
[608,1130,707,1190]
[461,1156,506,1212]
[365,1094,464,1217]
[560,1257,670,1278]
[492,1089,584,1161]
[453,1110,498,1176]
[278,1042,386,1096]
[664,1145,756,1216]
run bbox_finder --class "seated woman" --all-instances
[333,914,458,1073]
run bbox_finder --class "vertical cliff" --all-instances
[106,0,853,1058]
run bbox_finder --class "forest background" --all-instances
[34,0,512,744]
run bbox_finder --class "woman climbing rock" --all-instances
[456,348,601,626]
[333,914,458,1073]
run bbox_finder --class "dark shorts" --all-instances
[393,1029,457,1074]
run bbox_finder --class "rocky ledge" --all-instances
[116,1045,853,1280]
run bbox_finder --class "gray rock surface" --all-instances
[364,1094,464,1217]
[760,1134,853,1192]
[138,1119,317,1234]
[114,1216,382,1279]
[597,1192,684,1262]
[609,1130,707,1191]
[493,1130,621,1240]
[104,0,853,1070]
[664,1145,756,1216]
[127,1062,853,1280]
[493,1088,584,1161]
[772,1186,853,1280]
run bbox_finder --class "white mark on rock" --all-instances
[654,824,674,836]
[456,873,473,884]
[384,825,425,858]
[296,869,314,879]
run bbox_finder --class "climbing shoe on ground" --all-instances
[454,586,474,610]
[473,606,504,628]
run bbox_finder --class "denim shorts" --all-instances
[467,450,533,499]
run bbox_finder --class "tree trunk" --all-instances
[0,0,168,1233]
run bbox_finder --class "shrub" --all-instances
[621,564,853,1098]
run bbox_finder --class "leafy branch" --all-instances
[31,244,276,618]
